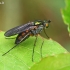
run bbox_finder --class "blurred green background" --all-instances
[0,0,70,51]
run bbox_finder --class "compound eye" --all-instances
[45,23,49,27]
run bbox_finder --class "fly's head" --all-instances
[43,20,51,28]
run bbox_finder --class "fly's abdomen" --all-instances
[15,31,30,44]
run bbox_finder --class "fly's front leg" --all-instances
[43,28,50,39]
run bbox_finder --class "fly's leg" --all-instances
[32,35,38,62]
[43,28,50,39]
[39,35,44,58]
[2,44,18,56]
[40,39,44,58]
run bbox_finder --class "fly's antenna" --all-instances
[2,44,18,56]
[43,28,50,39]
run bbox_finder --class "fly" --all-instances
[2,20,51,61]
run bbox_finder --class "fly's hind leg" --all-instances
[2,44,18,56]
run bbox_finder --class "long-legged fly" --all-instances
[2,20,51,61]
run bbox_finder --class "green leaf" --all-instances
[61,0,70,33]
[0,32,67,70]
[30,53,70,70]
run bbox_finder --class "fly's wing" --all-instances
[4,22,34,37]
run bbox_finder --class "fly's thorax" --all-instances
[30,25,43,35]
[43,20,51,28]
